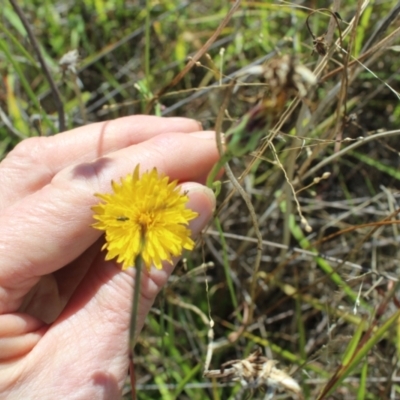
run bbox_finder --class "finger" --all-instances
[0,132,218,313]
[0,333,45,361]
[0,313,44,336]
[0,116,202,209]
[16,185,214,398]
[0,314,46,361]
[18,240,103,324]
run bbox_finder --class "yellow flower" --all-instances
[92,165,198,270]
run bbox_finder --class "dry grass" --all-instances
[2,0,400,398]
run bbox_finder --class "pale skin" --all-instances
[0,116,218,399]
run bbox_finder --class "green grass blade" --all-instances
[341,318,366,365]
[322,309,400,398]
[351,150,400,180]
[0,40,56,133]
[0,22,38,66]
[356,360,368,400]
[214,217,238,309]
[288,213,368,308]
[174,364,201,398]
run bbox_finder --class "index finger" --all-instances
[0,116,202,209]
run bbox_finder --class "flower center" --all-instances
[138,213,153,233]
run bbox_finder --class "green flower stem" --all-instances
[129,256,143,399]
[129,256,143,353]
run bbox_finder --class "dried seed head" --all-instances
[313,35,328,55]
[204,348,303,398]
[262,55,317,97]
[237,56,317,98]
[59,50,79,75]
[322,172,331,179]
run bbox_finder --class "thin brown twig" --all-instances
[306,8,343,56]
[321,24,400,83]
[279,7,345,256]
[9,0,65,132]
[331,0,360,150]
[129,357,136,400]
[302,128,400,180]
[305,6,347,137]
[325,0,342,45]
[296,3,391,179]
[145,0,242,114]
[224,162,263,327]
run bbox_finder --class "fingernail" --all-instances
[189,131,216,140]
[191,185,216,212]
[183,184,216,234]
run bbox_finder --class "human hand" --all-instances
[0,116,218,398]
